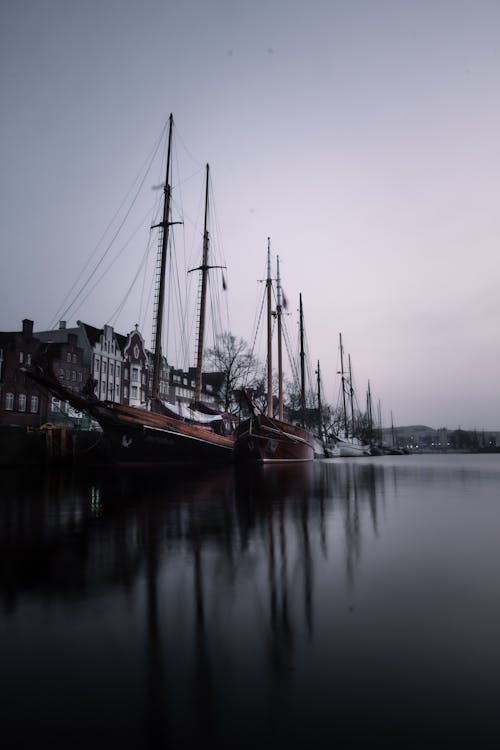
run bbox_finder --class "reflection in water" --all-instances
[2,456,499,747]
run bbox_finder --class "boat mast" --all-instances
[366,379,373,445]
[339,333,348,438]
[299,293,306,428]
[266,238,273,417]
[194,164,210,403]
[188,164,227,405]
[348,353,355,438]
[151,114,174,406]
[316,360,323,440]
[276,255,283,420]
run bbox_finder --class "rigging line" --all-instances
[174,126,204,171]
[209,196,231,334]
[55,146,164,327]
[247,255,269,353]
[106,236,154,326]
[62,201,159,324]
[171,232,191,369]
[247,284,266,372]
[138,260,155,337]
[282,316,300,388]
[125,186,163,331]
[48,123,167,329]
[137,235,155,330]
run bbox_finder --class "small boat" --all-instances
[25,115,234,465]
[234,242,314,463]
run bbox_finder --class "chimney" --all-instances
[22,319,34,338]
[59,321,67,330]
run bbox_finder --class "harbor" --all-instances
[2,2,500,748]
[2,453,500,748]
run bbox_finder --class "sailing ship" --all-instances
[25,115,234,464]
[327,333,370,457]
[233,241,314,463]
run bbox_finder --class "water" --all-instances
[1,454,500,748]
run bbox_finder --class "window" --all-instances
[131,386,138,399]
[124,385,128,399]
[101,382,106,394]
[102,360,107,373]
[94,357,100,372]
[30,396,39,413]
[116,364,121,378]
[5,392,14,410]
[18,394,26,412]
[65,370,70,380]
[59,368,65,378]
[133,344,140,359]
[26,353,32,365]
[141,372,146,384]
[19,351,24,364]
[78,372,83,382]
[124,367,129,380]
[66,353,71,363]
[132,367,139,382]
[72,371,77,381]
[116,384,120,397]
[72,354,77,364]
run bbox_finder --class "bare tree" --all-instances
[205,332,262,413]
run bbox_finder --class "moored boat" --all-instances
[234,241,314,464]
[24,115,234,465]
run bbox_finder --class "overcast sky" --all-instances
[1,0,499,429]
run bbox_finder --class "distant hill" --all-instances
[395,425,435,432]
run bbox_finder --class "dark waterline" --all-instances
[1,454,500,748]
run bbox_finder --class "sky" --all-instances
[1,0,500,430]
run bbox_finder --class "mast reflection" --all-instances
[1,459,388,744]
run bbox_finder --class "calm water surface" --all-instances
[1,454,500,748]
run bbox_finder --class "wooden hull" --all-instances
[94,405,234,465]
[234,413,314,463]
[24,369,234,465]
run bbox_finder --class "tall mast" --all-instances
[339,333,348,438]
[348,353,355,438]
[367,379,373,444]
[276,255,283,420]
[188,164,226,404]
[194,164,210,403]
[151,114,174,405]
[299,293,306,428]
[316,360,322,439]
[266,238,273,417]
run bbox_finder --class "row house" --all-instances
[118,325,149,407]
[37,321,157,410]
[168,366,223,409]
[0,319,50,427]
[1,318,222,428]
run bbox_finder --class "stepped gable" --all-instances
[77,321,103,347]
